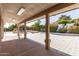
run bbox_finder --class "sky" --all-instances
[4,8,79,28]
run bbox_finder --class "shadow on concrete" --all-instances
[0,38,71,56]
[51,33,79,36]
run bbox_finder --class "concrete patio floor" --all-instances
[2,32,79,56]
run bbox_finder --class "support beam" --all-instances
[24,22,26,39]
[45,14,50,50]
[17,24,20,40]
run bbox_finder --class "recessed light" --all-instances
[12,19,16,22]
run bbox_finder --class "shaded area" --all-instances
[50,33,79,36]
[0,38,70,56]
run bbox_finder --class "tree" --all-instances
[19,24,25,30]
[58,19,71,25]
[58,15,72,28]
[6,24,17,31]
[59,15,72,20]
[73,18,79,26]
[31,20,41,31]
[40,25,45,32]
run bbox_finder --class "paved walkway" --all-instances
[2,32,79,56]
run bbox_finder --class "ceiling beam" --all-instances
[20,3,75,24]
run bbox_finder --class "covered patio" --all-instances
[0,3,79,56]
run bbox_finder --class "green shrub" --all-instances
[67,25,79,33]
[72,29,79,34]
[50,25,58,32]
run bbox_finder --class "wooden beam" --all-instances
[24,22,26,39]
[45,13,50,50]
[20,3,74,24]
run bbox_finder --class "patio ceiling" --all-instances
[0,3,78,24]
[0,3,57,24]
